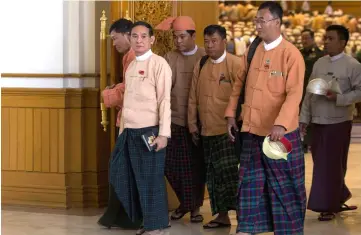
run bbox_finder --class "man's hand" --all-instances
[326,90,337,101]
[191,131,200,146]
[270,125,286,141]
[299,122,308,137]
[105,84,116,90]
[227,117,239,142]
[150,136,168,152]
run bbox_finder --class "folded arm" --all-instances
[188,60,201,134]
[225,54,247,119]
[155,62,172,138]
[102,83,125,108]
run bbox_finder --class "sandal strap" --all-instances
[174,207,187,214]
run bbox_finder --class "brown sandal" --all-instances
[318,212,336,221]
[340,204,357,212]
[170,208,187,220]
[190,214,204,223]
[203,220,231,229]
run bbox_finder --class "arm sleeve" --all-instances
[299,65,318,124]
[224,54,248,119]
[336,62,361,106]
[299,92,312,124]
[163,52,176,87]
[188,60,200,134]
[274,53,305,130]
[155,61,172,138]
[101,83,125,108]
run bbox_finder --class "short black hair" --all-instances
[258,1,283,24]
[109,18,133,34]
[301,29,315,39]
[326,25,349,45]
[131,21,154,36]
[186,30,196,36]
[204,25,226,39]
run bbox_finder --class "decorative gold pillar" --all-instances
[130,0,177,56]
[100,10,109,132]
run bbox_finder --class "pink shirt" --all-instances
[120,51,172,137]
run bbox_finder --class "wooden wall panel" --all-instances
[17,108,26,171]
[58,109,66,173]
[25,108,34,171]
[1,88,110,208]
[50,109,59,173]
[180,1,219,46]
[41,109,50,172]
[9,108,18,170]
[33,109,42,172]
[2,108,10,171]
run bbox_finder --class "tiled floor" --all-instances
[2,144,361,235]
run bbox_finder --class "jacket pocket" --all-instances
[267,75,286,94]
[217,82,233,100]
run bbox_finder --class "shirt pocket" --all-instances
[217,81,233,100]
[266,73,286,94]
[337,77,352,94]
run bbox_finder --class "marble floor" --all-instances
[2,144,361,235]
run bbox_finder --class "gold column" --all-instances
[131,0,177,56]
[100,10,108,132]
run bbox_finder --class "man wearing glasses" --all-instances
[225,2,306,235]
[109,21,172,235]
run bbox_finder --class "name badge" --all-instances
[270,70,283,77]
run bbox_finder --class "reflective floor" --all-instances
[2,144,361,235]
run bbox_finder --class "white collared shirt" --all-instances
[264,35,283,51]
[181,45,198,56]
[136,49,153,61]
[211,50,227,64]
[330,52,345,62]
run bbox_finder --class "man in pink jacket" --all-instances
[102,18,136,129]
[98,18,139,230]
